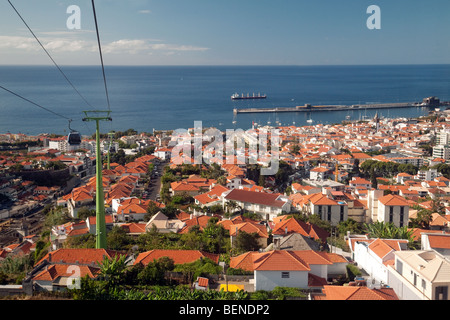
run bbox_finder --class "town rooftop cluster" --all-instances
[1,110,450,300]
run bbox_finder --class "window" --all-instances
[318,205,322,215]
[340,205,344,221]
[397,260,403,275]
[389,206,394,223]
[422,280,426,290]
[435,286,448,300]
[281,272,290,279]
[399,207,404,227]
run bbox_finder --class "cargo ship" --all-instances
[231,92,267,100]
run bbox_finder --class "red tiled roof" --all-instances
[427,234,450,249]
[36,248,125,266]
[134,250,219,266]
[308,273,328,287]
[224,189,286,208]
[32,264,100,282]
[230,252,258,271]
[252,250,310,271]
[321,285,399,300]
[378,194,409,206]
[229,222,268,238]
[197,277,209,288]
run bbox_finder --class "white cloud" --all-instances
[0,36,209,56]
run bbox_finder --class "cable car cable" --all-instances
[0,84,72,121]
[91,0,111,111]
[7,0,95,110]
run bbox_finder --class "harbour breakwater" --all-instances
[233,97,448,115]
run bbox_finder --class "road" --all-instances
[143,160,167,202]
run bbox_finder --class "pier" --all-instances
[233,96,445,115]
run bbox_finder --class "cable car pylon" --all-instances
[82,110,112,249]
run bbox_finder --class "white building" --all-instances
[432,145,450,162]
[421,233,450,259]
[352,238,408,286]
[222,189,291,221]
[388,250,450,300]
[376,194,410,228]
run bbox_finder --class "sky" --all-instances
[0,0,450,66]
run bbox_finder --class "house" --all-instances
[421,233,450,258]
[269,233,321,251]
[64,187,94,219]
[31,264,101,293]
[237,250,347,291]
[388,250,450,300]
[145,211,185,233]
[349,177,372,189]
[115,202,148,222]
[396,172,415,185]
[170,181,200,197]
[222,189,291,221]
[178,214,214,234]
[298,192,348,226]
[51,221,90,250]
[309,166,330,181]
[351,238,408,286]
[291,183,321,195]
[252,250,311,291]
[25,248,126,294]
[193,184,229,209]
[376,194,410,228]
[86,215,114,234]
[271,217,329,246]
[119,223,147,237]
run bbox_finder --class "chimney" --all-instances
[285,227,288,235]
[48,252,52,262]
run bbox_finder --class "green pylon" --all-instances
[83,110,112,249]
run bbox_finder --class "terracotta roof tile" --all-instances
[322,285,399,300]
[36,248,125,266]
[134,249,219,266]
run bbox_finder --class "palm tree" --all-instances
[225,200,238,215]
[364,221,414,243]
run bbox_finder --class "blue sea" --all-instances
[0,64,449,136]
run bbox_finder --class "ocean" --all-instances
[0,64,449,136]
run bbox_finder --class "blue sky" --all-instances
[1,0,449,65]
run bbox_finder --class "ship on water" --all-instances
[231,92,267,100]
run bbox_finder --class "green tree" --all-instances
[409,208,433,229]
[337,218,364,235]
[65,233,95,248]
[146,201,160,217]
[180,225,207,250]
[137,256,175,285]
[364,221,414,243]
[233,231,261,253]
[77,206,96,221]
[174,258,222,284]
[97,254,128,290]
[107,226,133,251]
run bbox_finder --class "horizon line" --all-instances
[1,63,450,68]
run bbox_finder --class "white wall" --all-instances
[378,203,409,228]
[254,270,309,291]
